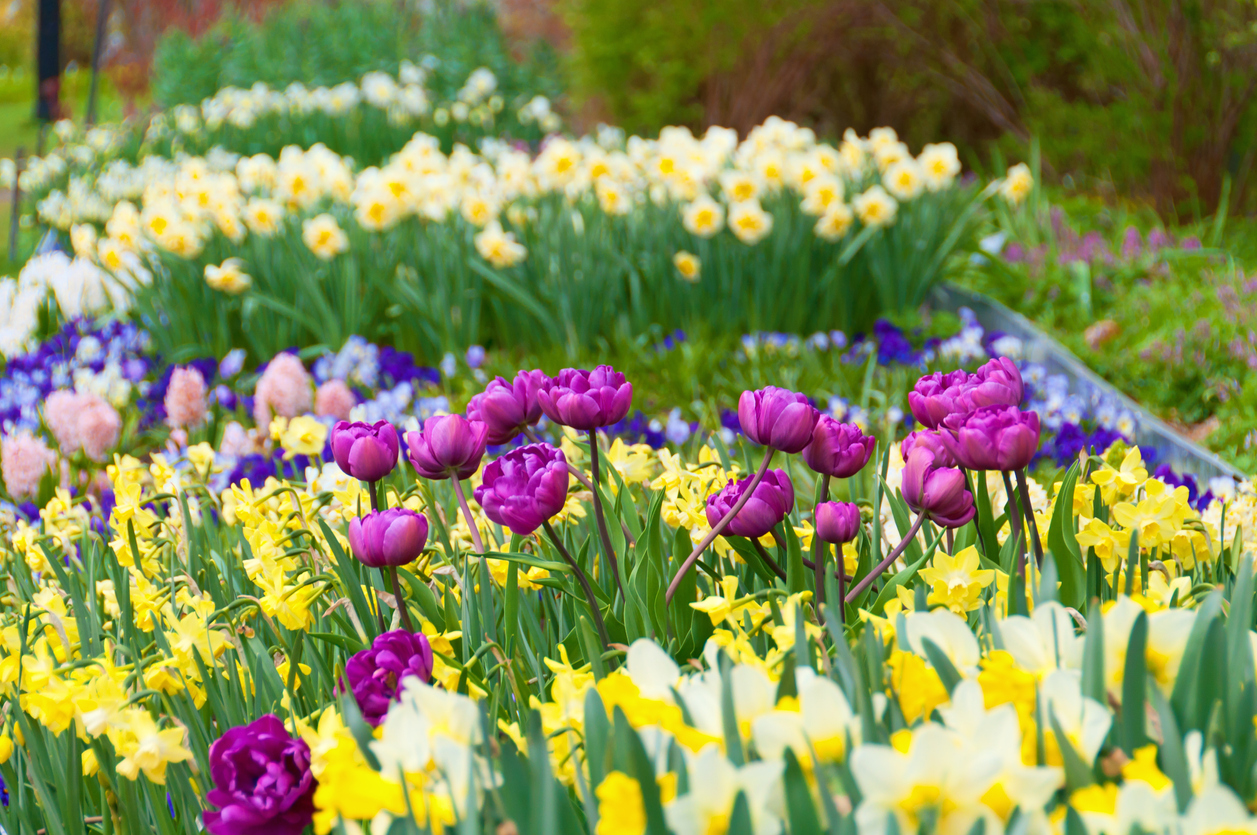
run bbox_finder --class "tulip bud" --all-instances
[815,501,861,544]
[467,370,552,445]
[940,405,1040,472]
[405,414,489,480]
[537,366,633,430]
[737,386,820,453]
[347,508,429,568]
[474,443,570,535]
[704,469,795,539]
[900,448,975,528]
[899,429,955,469]
[802,417,875,478]
[330,420,399,483]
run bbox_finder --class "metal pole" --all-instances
[86,0,111,126]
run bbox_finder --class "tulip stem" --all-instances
[812,474,831,607]
[751,539,789,581]
[1016,469,1044,568]
[543,521,611,648]
[834,544,846,625]
[845,511,926,603]
[450,474,485,554]
[666,446,775,604]
[586,429,624,599]
[1002,471,1027,576]
[523,425,637,547]
[387,566,414,632]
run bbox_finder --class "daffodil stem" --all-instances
[587,429,624,599]
[388,566,413,632]
[450,474,485,554]
[1016,468,1044,568]
[845,511,926,603]
[752,539,789,581]
[544,520,610,648]
[666,446,775,604]
[1003,471,1027,576]
[522,426,637,547]
[812,474,830,607]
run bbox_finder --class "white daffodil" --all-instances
[1039,670,1111,765]
[1179,785,1257,835]
[626,638,681,701]
[751,673,858,765]
[1102,597,1195,694]
[905,608,982,675]
[664,744,784,835]
[1000,601,1083,676]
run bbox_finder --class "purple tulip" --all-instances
[330,420,399,482]
[966,358,1024,411]
[474,443,570,535]
[900,429,956,469]
[467,370,552,445]
[940,405,1041,472]
[907,369,973,429]
[815,501,861,544]
[803,417,875,478]
[737,387,820,453]
[900,447,975,528]
[537,366,633,430]
[203,714,316,835]
[405,414,489,480]
[705,469,795,539]
[340,630,434,726]
[908,360,1025,430]
[348,508,429,568]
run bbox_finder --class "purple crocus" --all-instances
[203,715,316,835]
[815,501,861,544]
[705,469,795,539]
[341,630,434,726]
[347,508,429,568]
[466,370,552,445]
[940,405,1041,472]
[802,417,875,478]
[330,420,399,482]
[405,414,489,480]
[537,366,633,430]
[473,443,569,535]
[900,447,975,528]
[737,386,820,453]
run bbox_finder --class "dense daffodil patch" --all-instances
[0,354,1254,835]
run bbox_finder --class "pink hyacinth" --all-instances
[253,353,313,426]
[44,390,83,453]
[78,395,122,461]
[1,432,56,500]
[315,380,356,421]
[165,367,208,428]
[219,421,253,458]
[42,390,120,460]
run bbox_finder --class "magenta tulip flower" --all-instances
[466,370,552,445]
[900,429,956,469]
[341,630,434,726]
[405,414,489,480]
[900,447,975,528]
[738,386,820,453]
[802,417,875,478]
[940,405,1041,472]
[705,469,795,539]
[537,366,633,430]
[348,508,429,568]
[330,420,399,482]
[815,501,861,544]
[204,715,315,835]
[966,357,1024,410]
[474,443,570,535]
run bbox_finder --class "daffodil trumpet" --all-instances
[845,510,926,603]
[542,520,611,649]
[666,446,775,604]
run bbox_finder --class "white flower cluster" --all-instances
[0,252,130,358]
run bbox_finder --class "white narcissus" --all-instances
[664,744,785,835]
